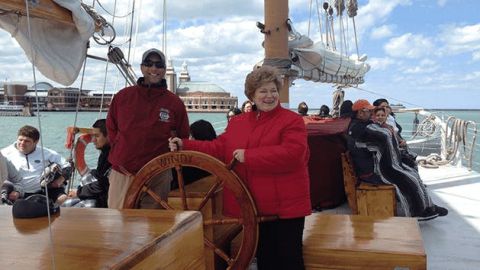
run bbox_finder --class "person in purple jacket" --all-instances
[170,66,311,270]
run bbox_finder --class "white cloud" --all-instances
[463,71,480,81]
[437,0,448,7]
[473,51,480,61]
[368,57,395,70]
[356,0,411,37]
[384,33,434,58]
[439,23,480,55]
[403,59,439,74]
[370,25,395,39]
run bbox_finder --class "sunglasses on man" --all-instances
[142,60,165,68]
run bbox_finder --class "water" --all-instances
[1,110,479,172]
[0,111,228,171]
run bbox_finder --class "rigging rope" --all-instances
[23,0,56,268]
[94,0,132,18]
[331,87,344,117]
[335,0,345,16]
[346,0,359,58]
[163,0,167,55]
[81,2,116,45]
[411,114,437,139]
[308,0,313,36]
[346,0,358,17]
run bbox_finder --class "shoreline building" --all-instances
[166,60,237,112]
[1,61,237,112]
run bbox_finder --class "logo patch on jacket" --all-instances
[159,108,170,122]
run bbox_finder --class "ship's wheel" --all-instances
[124,151,266,270]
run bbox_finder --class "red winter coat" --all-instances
[184,104,311,219]
[107,81,189,174]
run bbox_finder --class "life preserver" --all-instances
[74,133,92,176]
[65,126,77,149]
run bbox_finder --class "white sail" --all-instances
[288,24,370,85]
[0,0,95,85]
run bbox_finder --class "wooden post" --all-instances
[0,0,74,25]
[264,0,290,108]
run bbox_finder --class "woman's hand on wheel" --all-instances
[168,137,183,151]
[233,149,245,163]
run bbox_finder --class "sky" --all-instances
[0,0,479,109]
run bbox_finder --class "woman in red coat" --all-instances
[169,66,311,269]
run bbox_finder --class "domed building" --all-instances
[166,61,237,112]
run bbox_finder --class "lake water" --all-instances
[0,111,228,173]
[1,110,479,176]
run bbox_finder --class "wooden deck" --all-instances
[303,213,426,270]
[0,207,205,269]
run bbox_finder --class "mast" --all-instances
[264,0,290,108]
[0,0,73,25]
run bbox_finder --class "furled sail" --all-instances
[287,1,369,86]
[0,0,95,85]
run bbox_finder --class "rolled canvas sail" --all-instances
[287,22,370,85]
[0,0,95,85]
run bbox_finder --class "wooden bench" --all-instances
[303,213,426,270]
[341,152,396,217]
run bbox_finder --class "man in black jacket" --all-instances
[71,119,111,208]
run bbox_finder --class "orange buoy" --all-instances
[65,126,77,149]
[74,133,92,176]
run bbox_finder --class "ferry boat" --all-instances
[0,104,33,117]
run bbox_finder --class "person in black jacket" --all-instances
[70,119,111,208]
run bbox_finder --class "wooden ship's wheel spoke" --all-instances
[204,238,235,266]
[204,218,242,226]
[195,180,223,211]
[141,185,173,210]
[124,151,260,270]
[174,165,189,210]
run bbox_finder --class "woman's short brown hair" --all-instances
[244,66,282,100]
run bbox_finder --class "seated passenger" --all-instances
[241,100,253,113]
[0,152,7,184]
[347,99,447,221]
[68,119,111,208]
[339,100,353,118]
[1,156,22,205]
[297,101,309,116]
[373,107,417,170]
[227,107,242,122]
[373,107,405,146]
[373,98,403,137]
[318,104,330,118]
[1,125,72,205]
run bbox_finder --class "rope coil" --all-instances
[417,116,477,170]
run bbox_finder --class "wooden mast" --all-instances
[0,0,73,25]
[264,0,290,108]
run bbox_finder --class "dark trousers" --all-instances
[256,217,305,270]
